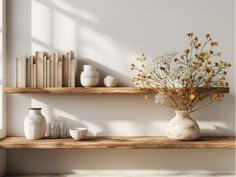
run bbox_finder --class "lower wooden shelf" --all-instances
[0,136,235,149]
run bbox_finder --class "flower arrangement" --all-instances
[131,33,231,113]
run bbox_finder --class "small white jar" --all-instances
[24,108,46,140]
[104,75,118,87]
[80,65,100,87]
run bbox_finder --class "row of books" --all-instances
[16,51,77,88]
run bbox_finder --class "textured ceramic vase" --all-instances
[24,108,46,140]
[80,65,99,87]
[166,111,200,140]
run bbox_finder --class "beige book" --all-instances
[70,51,77,87]
[70,58,75,88]
[26,58,31,87]
[54,53,58,87]
[46,57,50,88]
[62,55,68,87]
[20,56,26,88]
[33,63,37,88]
[67,52,71,87]
[16,58,19,87]
[58,56,63,87]
[49,55,54,87]
[70,51,74,59]
[30,56,35,88]
[36,51,49,88]
[43,56,47,88]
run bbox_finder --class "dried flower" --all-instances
[131,33,230,113]
[189,94,195,100]
[184,49,190,54]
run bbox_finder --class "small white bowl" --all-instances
[69,128,88,140]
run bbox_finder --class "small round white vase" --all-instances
[24,108,46,140]
[166,111,200,140]
[104,75,118,87]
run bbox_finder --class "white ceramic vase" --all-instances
[80,65,99,87]
[24,108,46,140]
[166,111,200,140]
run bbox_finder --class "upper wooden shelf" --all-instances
[0,136,235,149]
[4,87,230,94]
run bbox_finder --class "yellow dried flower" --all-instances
[189,94,195,100]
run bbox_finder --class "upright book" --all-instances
[36,51,49,88]
[26,58,31,87]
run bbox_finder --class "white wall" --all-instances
[5,0,235,175]
[0,0,7,176]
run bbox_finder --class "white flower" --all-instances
[155,91,166,104]
[153,52,178,65]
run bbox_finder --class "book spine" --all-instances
[49,55,54,87]
[46,57,50,88]
[70,51,77,87]
[62,55,68,87]
[36,52,43,88]
[26,58,31,87]
[54,53,58,87]
[70,58,75,88]
[67,52,71,87]
[16,58,19,87]
[21,55,26,88]
[43,56,47,88]
[33,62,37,88]
[30,56,34,88]
[58,56,62,87]
[75,58,77,87]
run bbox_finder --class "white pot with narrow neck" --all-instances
[24,108,46,140]
[166,111,200,140]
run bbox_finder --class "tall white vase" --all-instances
[166,111,200,140]
[24,108,46,140]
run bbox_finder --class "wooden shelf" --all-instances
[4,87,229,94]
[0,136,235,149]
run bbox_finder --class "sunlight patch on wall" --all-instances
[32,39,50,52]
[32,0,51,45]
[52,11,76,51]
[107,121,142,135]
[79,25,136,77]
[50,0,99,23]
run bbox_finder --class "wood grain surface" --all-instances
[0,136,235,149]
[4,87,229,94]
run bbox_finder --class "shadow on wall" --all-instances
[7,148,236,174]
[77,58,131,87]
[29,94,174,136]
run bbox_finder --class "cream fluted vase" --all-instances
[166,111,200,140]
[24,108,46,140]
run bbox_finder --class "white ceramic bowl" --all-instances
[69,128,88,141]
[83,65,96,72]
[81,76,99,87]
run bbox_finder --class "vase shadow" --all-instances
[76,58,132,87]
